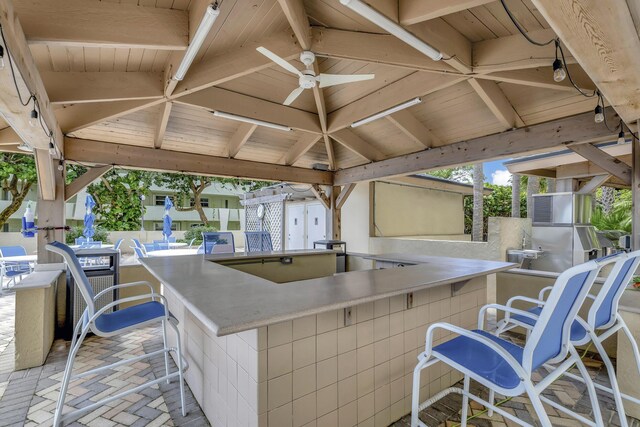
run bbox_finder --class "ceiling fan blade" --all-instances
[0,142,18,145]
[256,46,302,77]
[317,73,375,88]
[283,87,305,106]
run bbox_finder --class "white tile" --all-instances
[374,362,389,388]
[338,350,357,381]
[268,402,292,427]
[356,344,374,372]
[338,400,357,427]
[316,356,338,389]
[293,364,316,399]
[293,316,316,341]
[357,368,374,398]
[356,320,373,348]
[356,302,374,323]
[316,383,338,417]
[374,384,390,413]
[373,298,389,318]
[413,289,429,306]
[293,336,316,370]
[268,343,293,380]
[389,312,404,337]
[403,309,416,331]
[338,375,357,407]
[317,410,338,427]
[293,392,317,427]
[317,310,338,334]
[268,373,292,411]
[337,325,356,354]
[316,330,337,362]
[357,392,375,423]
[268,321,292,348]
[389,295,404,313]
[373,317,389,342]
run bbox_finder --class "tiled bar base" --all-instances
[162,276,488,427]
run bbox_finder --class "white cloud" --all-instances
[491,169,512,186]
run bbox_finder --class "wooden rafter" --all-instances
[276,0,311,50]
[328,73,467,132]
[331,128,385,162]
[227,123,258,158]
[399,0,494,25]
[334,108,619,185]
[154,102,173,150]
[43,72,164,104]
[0,0,64,201]
[0,127,21,145]
[173,31,300,97]
[324,135,336,171]
[468,79,525,129]
[15,0,188,50]
[473,29,576,73]
[176,87,322,134]
[280,134,322,166]
[568,143,632,186]
[476,67,596,93]
[532,0,640,122]
[64,137,333,185]
[55,99,163,134]
[64,165,112,201]
[408,19,472,74]
[335,183,356,210]
[310,184,331,210]
[386,110,439,149]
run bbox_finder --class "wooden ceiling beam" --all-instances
[43,72,164,104]
[386,109,439,149]
[310,27,455,73]
[335,183,356,210]
[328,73,467,133]
[154,102,172,150]
[176,87,322,134]
[567,143,632,186]
[0,127,22,145]
[277,0,312,50]
[476,67,596,93]
[173,31,300,97]
[331,128,385,162]
[468,79,525,129]
[55,99,164,134]
[64,165,112,201]
[334,107,619,185]
[473,29,576,73]
[408,19,472,74]
[324,135,336,171]
[556,155,633,180]
[15,0,188,50]
[531,0,640,123]
[64,137,333,185]
[0,0,64,201]
[227,123,258,158]
[311,184,331,210]
[399,0,494,25]
[280,133,322,166]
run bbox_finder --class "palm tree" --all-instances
[472,163,484,241]
[600,186,616,214]
[526,176,540,218]
[511,173,521,218]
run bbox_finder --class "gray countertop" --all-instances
[141,251,514,336]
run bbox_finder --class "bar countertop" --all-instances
[140,251,514,336]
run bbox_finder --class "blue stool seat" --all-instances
[511,307,588,342]
[433,330,524,390]
[95,301,165,333]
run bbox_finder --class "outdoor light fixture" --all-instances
[339,0,443,61]
[17,142,33,152]
[0,45,5,70]
[29,108,38,127]
[172,3,220,81]
[351,97,422,128]
[594,105,604,123]
[552,58,566,83]
[617,130,626,144]
[213,111,291,132]
[57,160,64,171]
[48,141,56,156]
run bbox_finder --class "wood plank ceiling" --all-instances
[1,0,637,183]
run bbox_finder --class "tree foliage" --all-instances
[0,153,38,228]
[425,166,473,183]
[464,184,527,239]
[88,169,155,231]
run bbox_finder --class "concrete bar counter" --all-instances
[141,251,513,427]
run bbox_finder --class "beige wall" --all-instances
[342,183,371,254]
[373,182,464,237]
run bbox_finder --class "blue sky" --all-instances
[484,160,512,185]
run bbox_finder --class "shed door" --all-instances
[286,204,305,250]
[306,203,326,249]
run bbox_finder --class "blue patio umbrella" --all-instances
[83,194,96,241]
[163,196,173,241]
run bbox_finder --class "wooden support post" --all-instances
[633,121,640,250]
[36,156,65,263]
[331,186,342,241]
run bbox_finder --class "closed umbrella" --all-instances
[163,196,173,241]
[83,194,96,241]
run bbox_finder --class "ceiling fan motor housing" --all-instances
[299,71,317,89]
[300,51,316,67]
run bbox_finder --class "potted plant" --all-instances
[632,276,640,289]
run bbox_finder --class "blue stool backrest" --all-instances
[113,238,123,251]
[0,246,27,257]
[132,238,143,249]
[523,260,602,373]
[202,232,235,254]
[46,241,96,317]
[143,243,155,252]
[589,250,640,330]
[75,237,87,245]
[134,247,146,259]
[245,231,273,252]
[154,242,169,250]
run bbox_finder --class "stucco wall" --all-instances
[373,181,464,237]
[341,183,371,253]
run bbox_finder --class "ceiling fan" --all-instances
[256,47,375,106]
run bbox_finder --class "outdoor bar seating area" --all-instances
[0,0,640,426]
